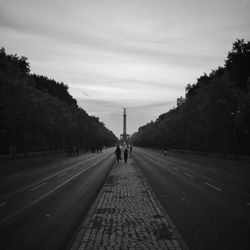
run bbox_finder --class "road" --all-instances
[0,148,115,250]
[1,147,250,250]
[133,147,250,250]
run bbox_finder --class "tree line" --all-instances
[130,39,250,159]
[0,48,117,156]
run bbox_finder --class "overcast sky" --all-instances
[1,0,250,137]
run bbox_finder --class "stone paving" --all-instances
[73,158,186,250]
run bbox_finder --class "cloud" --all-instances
[77,98,122,113]
[76,96,176,137]
[115,78,186,90]
[0,0,224,71]
[129,101,175,110]
[1,0,250,137]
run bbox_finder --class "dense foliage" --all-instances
[131,39,250,158]
[0,48,117,154]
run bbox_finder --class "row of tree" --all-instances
[0,48,118,155]
[130,39,250,158]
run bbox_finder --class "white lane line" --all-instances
[30,182,48,191]
[246,202,250,206]
[0,202,7,207]
[172,167,178,171]
[0,151,112,201]
[184,172,194,178]
[0,154,109,225]
[228,174,242,179]
[57,172,66,177]
[7,173,22,179]
[205,182,222,192]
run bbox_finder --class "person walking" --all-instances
[115,145,121,163]
[124,146,128,163]
[164,147,167,156]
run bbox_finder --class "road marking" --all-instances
[57,172,66,177]
[0,151,112,201]
[0,202,7,207]
[172,167,178,171]
[184,172,193,178]
[228,174,242,179]
[205,182,222,192]
[0,154,110,225]
[7,173,22,179]
[30,182,48,191]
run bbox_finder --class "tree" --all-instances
[131,39,250,158]
[0,48,117,156]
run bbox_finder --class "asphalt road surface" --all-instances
[1,147,250,250]
[133,147,250,250]
[0,148,115,250]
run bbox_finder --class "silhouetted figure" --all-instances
[96,146,102,153]
[164,147,167,156]
[115,145,121,163]
[66,146,70,156]
[130,145,133,153]
[68,145,73,156]
[76,146,79,156]
[124,147,128,163]
[73,146,76,156]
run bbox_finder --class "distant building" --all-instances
[120,108,129,144]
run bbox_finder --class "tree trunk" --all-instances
[222,128,227,159]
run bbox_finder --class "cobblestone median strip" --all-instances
[73,159,187,250]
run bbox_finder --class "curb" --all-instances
[70,160,117,250]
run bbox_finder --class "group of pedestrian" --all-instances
[91,145,103,153]
[66,145,79,157]
[114,144,133,164]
